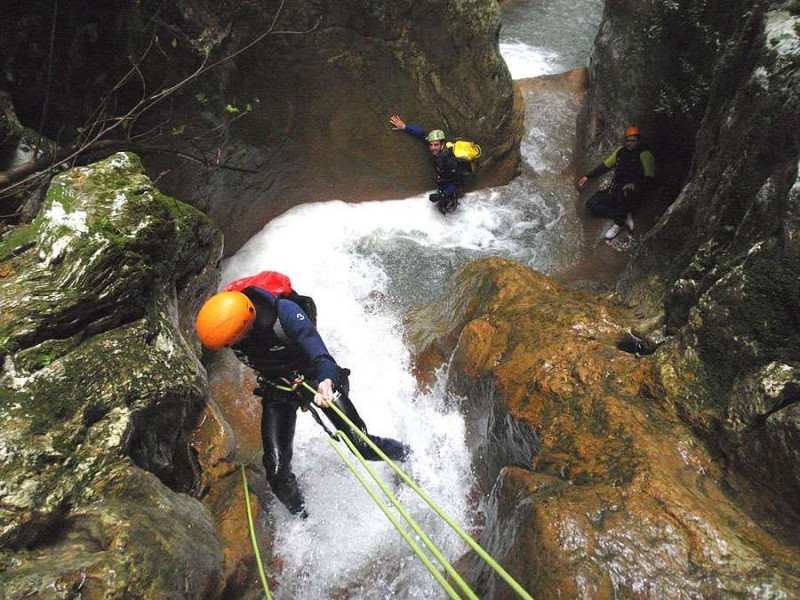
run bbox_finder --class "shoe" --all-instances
[437,197,458,215]
[359,436,411,462]
[625,213,634,231]
[270,474,308,517]
[604,223,623,240]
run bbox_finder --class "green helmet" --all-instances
[425,129,446,142]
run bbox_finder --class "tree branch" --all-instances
[0,1,322,201]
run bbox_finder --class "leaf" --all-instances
[225,104,240,114]
[195,93,208,104]
[171,38,178,48]
[172,124,185,136]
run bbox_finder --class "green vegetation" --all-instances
[0,223,37,261]
[648,0,721,121]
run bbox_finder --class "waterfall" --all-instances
[221,1,602,596]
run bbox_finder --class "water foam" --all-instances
[500,40,562,79]
[223,206,476,599]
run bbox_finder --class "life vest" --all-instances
[606,145,656,186]
[224,271,317,324]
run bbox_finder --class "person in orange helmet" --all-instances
[577,126,656,240]
[196,272,409,518]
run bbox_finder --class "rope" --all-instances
[297,379,535,600]
[327,436,464,600]
[240,464,273,600]
[333,430,479,600]
[257,373,533,599]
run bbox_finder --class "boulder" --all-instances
[0,152,228,597]
[578,0,800,511]
[150,0,525,254]
[408,258,800,599]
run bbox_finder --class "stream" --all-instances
[221,1,603,596]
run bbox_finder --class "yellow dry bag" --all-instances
[447,140,482,162]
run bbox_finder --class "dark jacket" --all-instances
[231,287,339,383]
[586,145,656,190]
[405,124,460,196]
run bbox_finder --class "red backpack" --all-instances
[224,271,317,323]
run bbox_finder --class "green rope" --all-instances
[327,436,463,600]
[240,464,273,600]
[334,431,479,600]
[299,380,534,600]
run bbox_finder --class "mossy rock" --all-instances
[0,153,225,597]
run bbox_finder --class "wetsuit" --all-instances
[404,124,463,214]
[584,145,656,226]
[231,286,407,515]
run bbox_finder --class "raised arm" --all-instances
[276,299,339,407]
[389,114,406,130]
[390,114,426,141]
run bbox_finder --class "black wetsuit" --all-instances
[584,145,656,226]
[231,286,407,515]
[405,124,463,213]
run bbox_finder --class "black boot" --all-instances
[357,435,411,462]
[269,473,308,518]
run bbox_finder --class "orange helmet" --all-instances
[625,126,641,137]
[195,291,256,351]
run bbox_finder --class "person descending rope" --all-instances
[577,126,656,240]
[195,271,409,517]
[390,114,478,215]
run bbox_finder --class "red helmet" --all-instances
[625,126,641,137]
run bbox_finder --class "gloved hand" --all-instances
[429,192,443,203]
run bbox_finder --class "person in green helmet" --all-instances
[390,114,462,214]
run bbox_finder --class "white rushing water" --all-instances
[221,1,602,597]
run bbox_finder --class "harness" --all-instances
[255,371,336,437]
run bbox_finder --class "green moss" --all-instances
[45,174,82,213]
[0,152,216,451]
[0,224,38,262]
[17,323,139,439]
[15,336,83,372]
[0,384,25,412]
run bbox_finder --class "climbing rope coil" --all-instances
[240,376,535,600]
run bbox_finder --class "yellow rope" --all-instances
[297,380,534,600]
[327,436,464,600]
[240,464,272,600]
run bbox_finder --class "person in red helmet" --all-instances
[196,271,409,518]
[577,126,656,240]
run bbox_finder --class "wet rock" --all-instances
[0,92,23,148]
[0,152,228,597]
[410,257,800,599]
[579,0,800,525]
[2,1,524,255]
[167,0,525,255]
[654,234,800,507]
